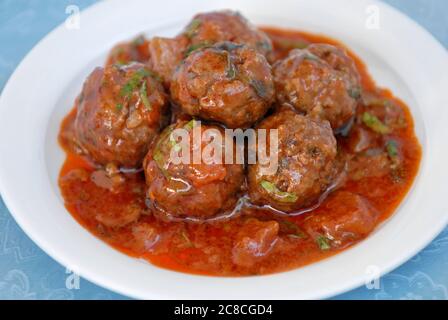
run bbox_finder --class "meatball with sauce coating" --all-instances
[182,10,272,57]
[106,35,150,66]
[248,109,338,212]
[147,36,190,86]
[148,10,272,86]
[75,62,168,168]
[273,44,361,131]
[307,43,360,91]
[171,42,275,128]
[144,120,245,220]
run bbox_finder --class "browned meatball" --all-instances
[147,10,272,86]
[273,44,361,130]
[144,120,245,220]
[182,10,272,56]
[147,36,190,85]
[171,42,274,128]
[106,35,150,66]
[75,63,168,168]
[248,109,338,212]
[307,43,360,90]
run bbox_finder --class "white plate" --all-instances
[0,0,447,300]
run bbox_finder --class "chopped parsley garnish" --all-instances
[226,53,237,79]
[348,87,361,99]
[260,180,298,203]
[185,42,210,56]
[386,140,399,158]
[255,41,272,52]
[249,79,268,100]
[391,166,406,183]
[120,81,135,98]
[386,139,404,181]
[120,68,151,98]
[152,125,176,178]
[132,35,145,46]
[362,112,390,134]
[168,119,197,153]
[153,149,165,169]
[115,103,123,111]
[139,80,151,110]
[303,53,320,62]
[183,119,197,131]
[237,73,269,100]
[316,235,331,250]
[135,68,151,78]
[185,19,201,38]
[114,61,126,66]
[279,220,306,239]
[216,42,244,51]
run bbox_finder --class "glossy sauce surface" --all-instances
[58,28,422,276]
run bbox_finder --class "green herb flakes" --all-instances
[226,54,237,79]
[316,235,331,250]
[279,220,306,239]
[120,68,151,98]
[348,87,361,99]
[362,112,390,134]
[185,42,210,56]
[250,79,268,100]
[260,180,298,203]
[386,140,399,158]
[139,80,151,110]
[183,119,197,131]
[185,19,201,38]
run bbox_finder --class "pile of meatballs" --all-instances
[73,10,361,221]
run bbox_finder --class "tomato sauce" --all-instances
[58,28,422,276]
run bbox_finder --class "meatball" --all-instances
[106,35,150,66]
[307,43,360,90]
[171,42,275,128]
[248,109,338,212]
[144,120,245,220]
[75,62,168,168]
[147,11,272,86]
[147,36,189,85]
[273,44,361,130]
[182,10,272,57]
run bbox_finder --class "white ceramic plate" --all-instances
[0,0,447,299]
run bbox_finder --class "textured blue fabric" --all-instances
[0,0,446,300]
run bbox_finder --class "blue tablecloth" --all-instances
[0,0,446,300]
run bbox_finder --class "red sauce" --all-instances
[58,28,422,276]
